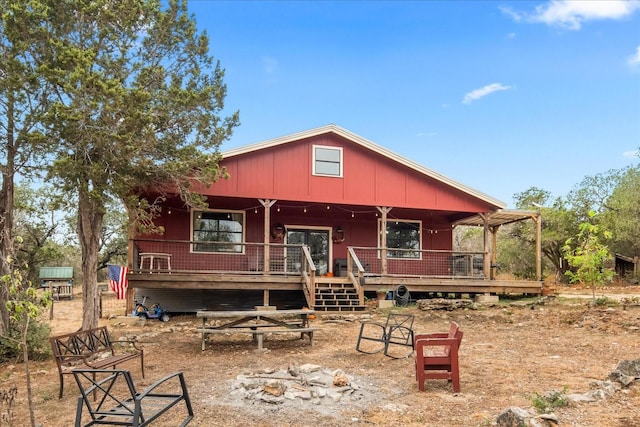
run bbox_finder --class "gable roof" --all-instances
[222,124,506,209]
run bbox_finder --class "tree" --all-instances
[0,0,52,335]
[567,168,626,219]
[1,256,51,427]
[499,187,580,281]
[600,166,640,258]
[35,0,239,329]
[13,183,69,284]
[563,211,615,301]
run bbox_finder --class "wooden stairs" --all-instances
[313,278,366,311]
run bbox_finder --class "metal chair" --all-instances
[72,369,193,426]
[356,312,415,359]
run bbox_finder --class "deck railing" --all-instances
[131,239,486,279]
[132,239,307,274]
[301,246,316,306]
[349,247,487,279]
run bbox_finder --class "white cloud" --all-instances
[261,56,279,74]
[462,83,512,105]
[499,6,523,22]
[628,45,640,70]
[502,0,640,30]
[623,150,640,158]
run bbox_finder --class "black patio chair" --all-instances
[355,312,415,359]
[72,369,193,427]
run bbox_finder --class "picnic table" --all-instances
[196,309,318,351]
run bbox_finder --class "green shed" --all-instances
[39,267,74,282]
[39,267,74,300]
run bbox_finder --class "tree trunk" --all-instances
[0,95,17,335]
[77,189,104,330]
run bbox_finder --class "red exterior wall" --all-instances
[194,133,494,213]
[139,130,499,269]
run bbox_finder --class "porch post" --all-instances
[259,199,276,274]
[480,213,491,279]
[377,206,392,275]
[534,211,542,282]
[490,225,500,280]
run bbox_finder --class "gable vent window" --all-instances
[313,145,343,177]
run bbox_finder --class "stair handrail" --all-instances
[347,247,365,305]
[301,246,316,307]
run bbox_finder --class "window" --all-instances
[379,219,421,258]
[313,145,343,177]
[192,210,244,253]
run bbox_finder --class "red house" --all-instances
[128,125,541,312]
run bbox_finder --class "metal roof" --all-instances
[39,267,74,279]
[452,209,539,228]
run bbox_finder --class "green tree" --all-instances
[563,212,615,301]
[13,183,69,284]
[499,187,580,281]
[1,256,51,427]
[35,0,238,329]
[567,168,626,219]
[0,0,52,335]
[600,166,640,258]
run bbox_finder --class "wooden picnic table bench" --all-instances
[50,326,144,399]
[196,309,318,351]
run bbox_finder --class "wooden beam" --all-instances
[377,207,392,275]
[533,212,542,282]
[259,199,276,273]
[479,213,491,279]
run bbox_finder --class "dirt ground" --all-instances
[2,286,640,427]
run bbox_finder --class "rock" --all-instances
[496,407,559,427]
[416,298,474,311]
[614,358,640,377]
[496,407,533,427]
[333,372,349,387]
[566,393,596,403]
[263,380,285,396]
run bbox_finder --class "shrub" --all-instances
[530,387,570,413]
[0,319,51,362]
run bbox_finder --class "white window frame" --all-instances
[312,145,343,177]
[191,209,245,254]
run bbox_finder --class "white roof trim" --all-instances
[222,124,506,208]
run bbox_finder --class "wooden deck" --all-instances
[128,271,542,298]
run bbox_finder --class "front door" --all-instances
[286,228,330,275]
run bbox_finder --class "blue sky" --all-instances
[188,0,640,208]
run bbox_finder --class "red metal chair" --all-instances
[414,322,463,392]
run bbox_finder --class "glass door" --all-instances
[286,228,330,275]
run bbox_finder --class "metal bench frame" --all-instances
[72,369,193,427]
[50,326,144,398]
[355,312,415,359]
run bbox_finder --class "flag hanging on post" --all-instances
[108,265,129,300]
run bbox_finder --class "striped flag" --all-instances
[108,265,129,300]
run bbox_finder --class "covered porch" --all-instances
[127,231,542,312]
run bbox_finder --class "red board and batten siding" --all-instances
[194,134,494,213]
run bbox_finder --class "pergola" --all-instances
[452,209,542,281]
